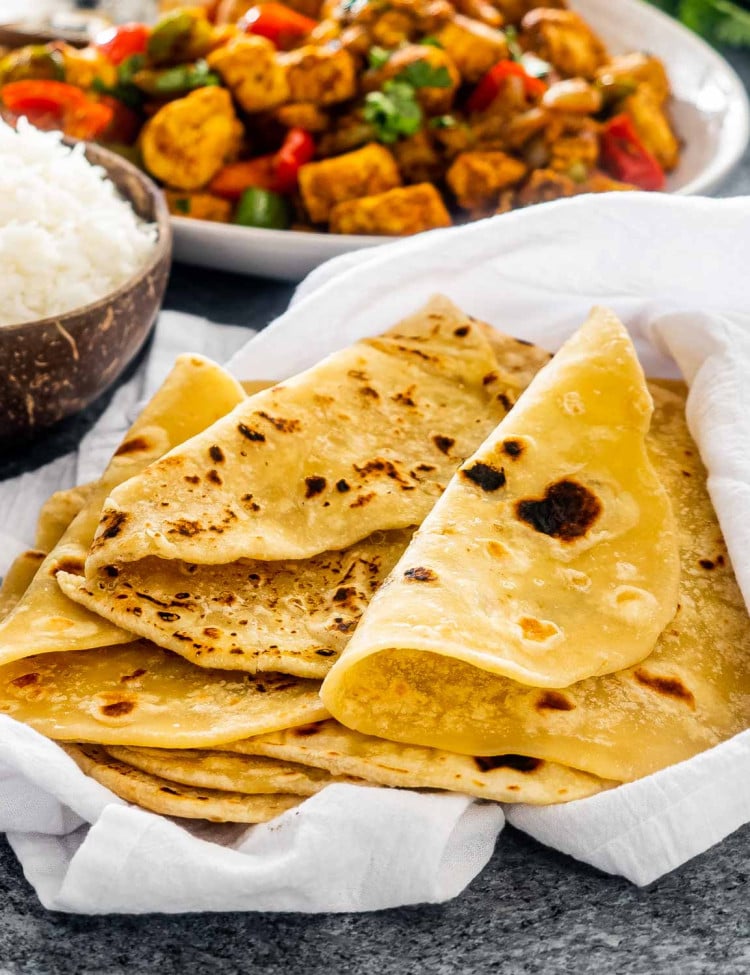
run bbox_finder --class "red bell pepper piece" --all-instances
[1,80,113,140]
[466,60,547,113]
[95,23,151,66]
[600,113,665,191]
[274,127,315,192]
[210,128,315,199]
[239,3,317,48]
[210,156,282,199]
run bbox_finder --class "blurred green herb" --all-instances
[504,25,523,60]
[649,0,750,46]
[363,79,422,142]
[364,56,453,143]
[397,60,453,88]
[429,113,456,128]
[368,46,391,69]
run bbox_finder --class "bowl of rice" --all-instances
[0,119,171,440]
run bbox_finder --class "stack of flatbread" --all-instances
[1,297,748,824]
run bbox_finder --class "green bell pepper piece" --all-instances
[235,188,290,230]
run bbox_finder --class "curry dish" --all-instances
[0,2,680,235]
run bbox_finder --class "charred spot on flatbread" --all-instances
[432,435,455,455]
[634,669,696,708]
[403,567,437,582]
[516,479,601,541]
[255,411,301,434]
[501,439,524,459]
[208,445,225,464]
[97,510,128,541]
[461,462,506,492]
[100,700,135,718]
[536,691,575,712]
[237,423,265,442]
[305,476,327,498]
[114,436,153,457]
[10,672,39,689]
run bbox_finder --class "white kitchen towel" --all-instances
[1,192,750,910]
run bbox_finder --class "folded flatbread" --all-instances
[0,550,46,619]
[64,745,303,823]
[85,297,519,572]
[34,482,95,552]
[224,719,615,804]
[105,745,361,795]
[323,307,680,695]
[58,530,412,678]
[0,355,245,667]
[322,380,750,782]
[0,641,327,748]
[59,300,542,677]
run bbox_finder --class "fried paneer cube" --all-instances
[520,9,607,79]
[447,150,527,208]
[165,190,233,222]
[435,14,508,83]
[278,45,357,106]
[392,130,443,184]
[141,87,243,191]
[596,52,671,105]
[493,0,567,23]
[274,101,330,132]
[329,183,451,235]
[622,86,680,170]
[207,35,289,112]
[299,143,402,223]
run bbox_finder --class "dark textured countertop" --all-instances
[1,47,749,975]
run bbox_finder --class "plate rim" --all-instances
[171,0,750,259]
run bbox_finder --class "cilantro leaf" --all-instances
[363,79,423,143]
[648,0,750,46]
[504,25,524,61]
[429,114,456,128]
[713,0,750,43]
[368,46,391,69]
[420,35,444,48]
[397,60,453,88]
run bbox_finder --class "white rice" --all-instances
[0,118,158,327]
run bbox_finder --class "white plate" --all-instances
[172,0,750,281]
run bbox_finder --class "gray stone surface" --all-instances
[1,44,749,975]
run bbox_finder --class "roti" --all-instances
[224,719,615,805]
[0,641,327,748]
[320,382,750,782]
[0,550,46,619]
[105,745,361,795]
[34,482,95,552]
[85,296,520,572]
[322,307,680,697]
[64,744,302,823]
[0,355,246,667]
[58,530,412,678]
